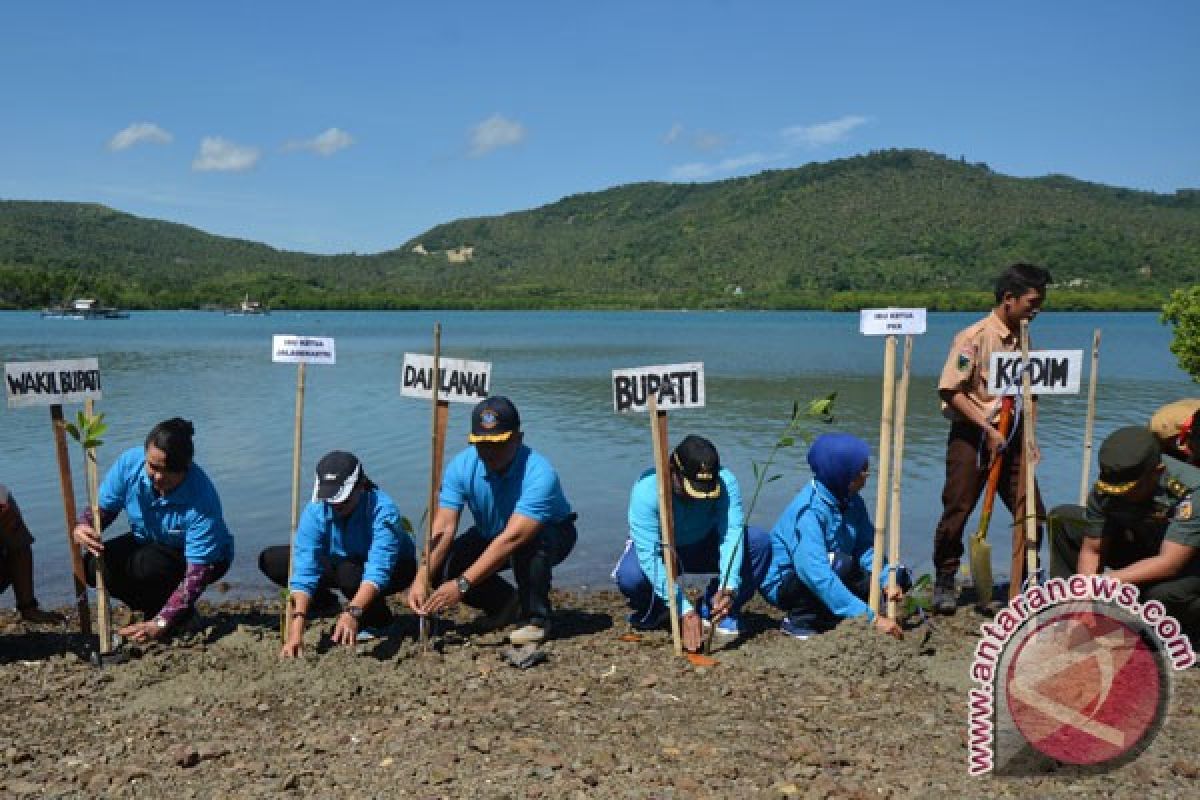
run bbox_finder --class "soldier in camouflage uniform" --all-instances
[1049,426,1200,646]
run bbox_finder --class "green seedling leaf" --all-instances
[767,474,782,483]
[400,516,415,534]
[777,436,794,448]
[64,422,81,441]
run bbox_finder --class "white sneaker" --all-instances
[508,623,547,646]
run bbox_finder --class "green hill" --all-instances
[2,149,1198,310]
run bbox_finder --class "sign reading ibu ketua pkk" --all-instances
[859,308,927,336]
[5,358,102,409]
[612,362,705,413]
[272,335,336,365]
[401,354,492,403]
[987,350,1083,396]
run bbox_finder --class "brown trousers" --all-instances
[933,421,1045,580]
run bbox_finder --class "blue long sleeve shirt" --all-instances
[761,479,884,622]
[97,446,233,565]
[288,487,414,596]
[627,466,744,614]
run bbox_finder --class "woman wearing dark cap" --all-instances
[258,450,417,657]
[72,418,233,642]
[759,432,906,640]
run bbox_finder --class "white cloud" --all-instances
[468,114,526,157]
[782,115,869,148]
[670,152,775,181]
[284,127,354,156]
[662,123,727,152]
[663,122,684,145]
[192,137,261,172]
[107,122,173,151]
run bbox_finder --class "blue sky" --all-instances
[2,2,1197,254]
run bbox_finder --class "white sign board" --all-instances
[988,350,1083,396]
[400,353,492,403]
[612,362,705,413]
[271,335,336,365]
[859,308,927,336]
[5,358,102,409]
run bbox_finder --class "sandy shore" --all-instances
[1,591,1196,799]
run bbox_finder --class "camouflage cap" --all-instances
[1095,426,1161,496]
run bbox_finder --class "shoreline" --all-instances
[2,590,1196,798]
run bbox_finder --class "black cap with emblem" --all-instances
[1095,426,1161,496]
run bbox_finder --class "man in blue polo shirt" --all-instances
[613,435,771,651]
[409,396,577,645]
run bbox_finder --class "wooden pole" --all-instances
[50,404,91,634]
[886,336,912,620]
[649,395,683,657]
[868,335,897,616]
[83,399,112,654]
[282,361,307,641]
[1079,329,1101,505]
[420,323,448,647]
[1020,320,1039,587]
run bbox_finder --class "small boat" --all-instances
[41,298,129,320]
[224,295,270,316]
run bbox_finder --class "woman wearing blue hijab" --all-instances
[759,432,906,639]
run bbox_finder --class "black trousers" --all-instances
[1049,504,1200,643]
[82,532,228,618]
[438,518,577,625]
[258,545,417,628]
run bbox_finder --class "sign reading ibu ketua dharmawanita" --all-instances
[401,354,492,403]
[271,335,336,365]
[859,308,927,336]
[5,358,102,409]
[612,362,705,413]
[988,350,1083,396]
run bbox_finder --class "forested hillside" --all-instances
[2,150,1197,310]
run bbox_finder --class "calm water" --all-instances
[0,310,1191,604]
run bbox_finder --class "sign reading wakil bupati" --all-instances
[401,354,492,403]
[612,362,705,413]
[5,358,102,409]
[988,350,1083,395]
[859,308,927,336]
[271,335,336,364]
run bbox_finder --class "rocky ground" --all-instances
[1,591,1196,799]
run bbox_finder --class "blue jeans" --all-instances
[614,525,772,622]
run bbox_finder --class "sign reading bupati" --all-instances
[988,350,1083,395]
[401,354,492,403]
[272,335,336,365]
[5,358,102,409]
[859,308,927,336]
[612,362,705,413]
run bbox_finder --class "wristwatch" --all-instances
[344,604,363,620]
[456,575,472,596]
[153,616,168,629]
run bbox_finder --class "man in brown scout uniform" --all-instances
[1049,426,1200,647]
[1150,398,1200,466]
[931,262,1051,614]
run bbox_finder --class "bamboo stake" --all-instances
[1020,320,1039,587]
[649,395,683,657]
[50,404,91,634]
[1079,329,1101,505]
[282,361,307,641]
[420,323,448,647]
[886,336,912,620]
[868,335,897,616]
[83,398,112,654]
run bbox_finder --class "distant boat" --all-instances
[224,295,270,316]
[41,298,129,320]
